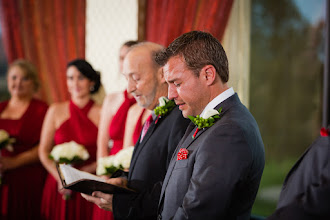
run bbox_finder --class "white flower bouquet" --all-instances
[96,146,134,176]
[0,129,15,185]
[0,129,14,152]
[49,141,90,164]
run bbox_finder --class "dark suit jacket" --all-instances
[113,106,190,220]
[267,136,330,220]
[158,94,265,220]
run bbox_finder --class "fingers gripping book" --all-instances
[56,163,136,195]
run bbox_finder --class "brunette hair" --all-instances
[155,31,229,82]
[67,59,101,94]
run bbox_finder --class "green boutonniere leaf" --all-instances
[189,107,222,129]
[154,97,176,117]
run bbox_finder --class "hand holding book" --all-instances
[57,164,136,195]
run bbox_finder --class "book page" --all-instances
[59,164,105,185]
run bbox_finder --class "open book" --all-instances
[56,163,136,195]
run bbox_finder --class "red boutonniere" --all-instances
[320,127,329,137]
[177,148,189,160]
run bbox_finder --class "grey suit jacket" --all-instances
[267,136,330,220]
[158,94,265,220]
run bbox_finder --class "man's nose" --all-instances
[168,84,177,100]
[127,79,136,94]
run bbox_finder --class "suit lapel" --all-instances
[159,94,240,205]
[282,147,311,187]
[128,119,158,178]
[159,121,213,204]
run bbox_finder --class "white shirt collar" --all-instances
[200,87,235,116]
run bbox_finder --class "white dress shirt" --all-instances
[200,87,235,117]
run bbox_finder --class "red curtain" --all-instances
[0,0,86,103]
[145,0,234,46]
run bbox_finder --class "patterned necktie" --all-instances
[140,114,153,141]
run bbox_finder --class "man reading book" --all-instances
[82,42,190,220]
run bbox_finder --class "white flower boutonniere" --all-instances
[153,97,176,123]
[188,108,222,138]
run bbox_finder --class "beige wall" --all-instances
[86,0,138,94]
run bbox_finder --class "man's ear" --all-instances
[158,67,166,83]
[201,65,216,86]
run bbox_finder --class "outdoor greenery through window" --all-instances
[250,0,326,216]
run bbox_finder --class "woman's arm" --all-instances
[38,104,60,181]
[97,93,123,159]
[0,144,39,172]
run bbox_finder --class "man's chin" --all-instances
[180,109,190,118]
[136,100,151,110]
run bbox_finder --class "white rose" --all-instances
[201,109,219,119]
[50,141,89,162]
[158,96,169,107]
[0,130,9,143]
[96,156,115,175]
[113,146,134,169]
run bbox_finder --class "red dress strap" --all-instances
[70,99,94,116]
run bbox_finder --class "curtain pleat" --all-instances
[0,0,86,103]
[145,0,234,46]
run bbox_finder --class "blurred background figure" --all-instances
[93,40,151,220]
[96,40,139,159]
[122,102,152,148]
[0,59,48,220]
[39,59,101,220]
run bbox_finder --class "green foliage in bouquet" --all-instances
[0,139,11,149]
[48,155,86,164]
[104,164,124,176]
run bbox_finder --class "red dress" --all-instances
[92,91,136,220]
[109,90,136,155]
[41,100,97,220]
[0,98,48,220]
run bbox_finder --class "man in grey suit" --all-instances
[155,31,265,220]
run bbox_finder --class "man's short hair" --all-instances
[155,31,229,82]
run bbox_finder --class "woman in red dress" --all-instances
[0,59,48,220]
[39,59,101,220]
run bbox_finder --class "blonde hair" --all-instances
[8,59,40,92]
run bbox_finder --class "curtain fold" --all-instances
[145,0,234,46]
[0,0,86,103]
